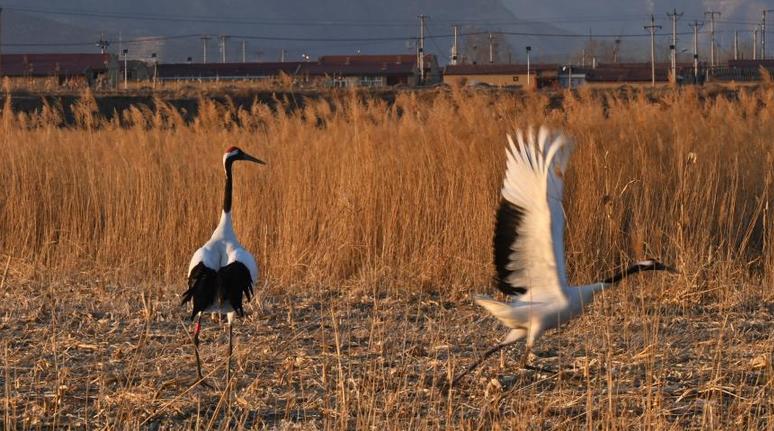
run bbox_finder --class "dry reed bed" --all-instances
[0,87,772,429]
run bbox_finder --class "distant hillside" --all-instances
[1,0,767,64]
[0,0,582,64]
[2,11,97,54]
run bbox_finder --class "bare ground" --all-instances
[1,271,772,430]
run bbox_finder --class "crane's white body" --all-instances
[451,127,673,385]
[187,211,258,318]
[181,145,264,388]
[476,127,607,348]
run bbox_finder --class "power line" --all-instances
[1,6,676,27]
[0,23,731,51]
[424,24,451,62]
[1,33,199,48]
[7,5,761,30]
[1,29,719,49]
[2,6,419,27]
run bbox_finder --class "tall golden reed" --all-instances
[0,86,771,298]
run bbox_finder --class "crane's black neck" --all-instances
[602,261,671,284]
[223,160,234,213]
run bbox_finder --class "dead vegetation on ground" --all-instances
[0,86,772,429]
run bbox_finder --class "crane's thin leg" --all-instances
[226,322,233,386]
[225,313,234,416]
[192,314,204,380]
[519,346,531,368]
[450,342,514,387]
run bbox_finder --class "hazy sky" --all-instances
[1,0,773,63]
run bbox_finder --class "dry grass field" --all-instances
[0,85,772,429]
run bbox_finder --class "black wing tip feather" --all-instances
[182,262,218,319]
[492,198,528,296]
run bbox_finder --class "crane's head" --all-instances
[223,146,265,170]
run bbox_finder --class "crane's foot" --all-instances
[193,372,215,389]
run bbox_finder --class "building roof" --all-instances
[305,62,415,76]
[584,66,670,82]
[574,63,693,82]
[157,62,306,79]
[0,53,113,76]
[593,62,678,69]
[156,61,416,79]
[319,54,434,66]
[444,64,559,75]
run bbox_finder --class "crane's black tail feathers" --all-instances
[182,261,254,320]
[218,261,254,317]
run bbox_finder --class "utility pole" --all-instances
[241,40,246,63]
[151,52,157,89]
[201,35,210,63]
[689,21,703,84]
[280,48,286,63]
[705,11,720,67]
[488,32,494,64]
[418,15,427,84]
[754,25,759,60]
[451,25,459,65]
[644,15,662,88]
[667,9,683,83]
[122,49,128,90]
[613,38,621,63]
[219,35,229,63]
[526,46,531,88]
[734,30,739,60]
[96,32,110,54]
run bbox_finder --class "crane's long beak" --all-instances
[240,153,265,165]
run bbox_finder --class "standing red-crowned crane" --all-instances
[451,126,676,385]
[181,146,264,386]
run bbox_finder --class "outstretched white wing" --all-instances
[492,126,573,304]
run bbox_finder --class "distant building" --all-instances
[156,62,306,82]
[714,60,774,82]
[155,56,429,88]
[0,53,118,89]
[319,54,440,84]
[443,64,559,89]
[306,61,418,87]
[560,63,694,88]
